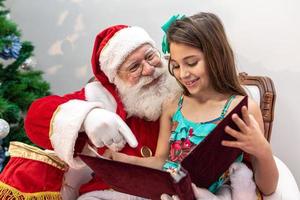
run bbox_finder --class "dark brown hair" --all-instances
[167,12,246,96]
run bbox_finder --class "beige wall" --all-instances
[6,0,300,186]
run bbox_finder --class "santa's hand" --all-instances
[83,108,138,151]
[160,194,180,200]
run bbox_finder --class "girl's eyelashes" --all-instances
[173,64,180,69]
[186,61,198,67]
[169,57,199,70]
[170,61,180,69]
[185,56,200,66]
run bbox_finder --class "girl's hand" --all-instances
[221,106,270,159]
[103,149,134,163]
[103,149,130,162]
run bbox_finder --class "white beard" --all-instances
[114,63,181,121]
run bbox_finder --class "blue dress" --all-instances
[163,95,243,193]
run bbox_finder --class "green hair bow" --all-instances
[161,14,185,54]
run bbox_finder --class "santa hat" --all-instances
[93,25,155,83]
[91,25,155,119]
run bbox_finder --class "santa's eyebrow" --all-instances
[144,48,154,56]
[127,61,139,68]
[127,48,155,65]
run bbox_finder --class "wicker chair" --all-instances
[239,72,275,141]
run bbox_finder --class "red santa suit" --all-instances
[0,25,160,199]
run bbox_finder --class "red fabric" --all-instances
[242,153,253,170]
[24,89,85,149]
[75,132,90,155]
[0,157,64,192]
[23,83,160,194]
[79,156,194,200]
[91,25,128,120]
[24,87,160,194]
[79,176,110,193]
[79,117,160,194]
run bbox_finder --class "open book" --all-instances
[79,96,248,200]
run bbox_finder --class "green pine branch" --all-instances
[0,16,20,36]
[3,41,33,77]
[0,0,51,161]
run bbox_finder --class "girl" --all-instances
[105,12,278,199]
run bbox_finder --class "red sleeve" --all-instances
[24,89,85,149]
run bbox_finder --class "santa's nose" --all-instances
[141,62,155,76]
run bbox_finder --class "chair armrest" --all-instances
[263,156,300,200]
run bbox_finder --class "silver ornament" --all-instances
[21,57,37,70]
[0,119,10,139]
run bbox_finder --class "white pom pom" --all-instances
[0,119,10,139]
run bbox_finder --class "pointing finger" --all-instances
[115,116,138,148]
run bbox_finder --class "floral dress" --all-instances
[163,95,243,193]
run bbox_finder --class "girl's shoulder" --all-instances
[225,95,255,113]
[247,95,262,116]
[227,95,245,109]
[230,95,259,108]
[162,93,182,116]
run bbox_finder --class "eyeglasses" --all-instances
[118,48,161,78]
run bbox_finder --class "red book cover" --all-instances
[79,96,248,200]
[181,96,247,188]
[79,154,195,200]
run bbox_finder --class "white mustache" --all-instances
[114,64,182,120]
[133,67,166,90]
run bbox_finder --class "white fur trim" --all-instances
[99,26,156,82]
[84,81,117,112]
[50,100,103,169]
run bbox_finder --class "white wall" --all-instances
[6,0,300,187]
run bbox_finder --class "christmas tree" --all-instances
[0,0,51,170]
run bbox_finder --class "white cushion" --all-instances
[263,156,300,200]
[243,85,261,106]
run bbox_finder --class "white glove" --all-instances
[83,108,138,151]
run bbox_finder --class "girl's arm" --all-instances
[222,98,278,195]
[248,99,279,195]
[105,99,176,170]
